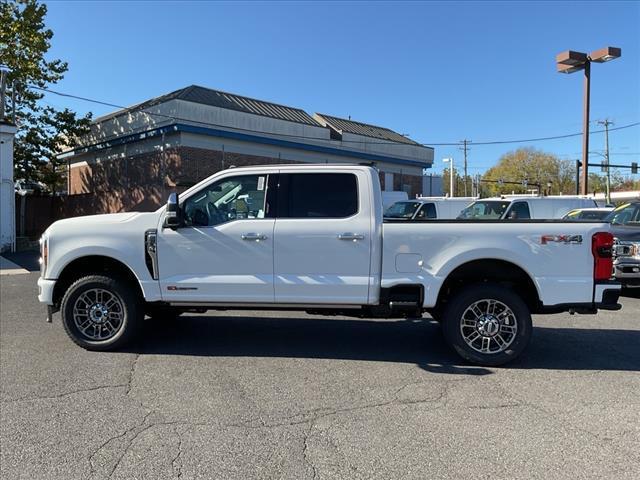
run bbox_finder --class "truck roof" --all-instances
[416,196,477,202]
[478,196,596,203]
[225,163,377,171]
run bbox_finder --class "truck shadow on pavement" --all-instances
[128,315,640,374]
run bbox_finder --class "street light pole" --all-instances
[556,46,621,196]
[443,157,454,197]
[581,60,590,196]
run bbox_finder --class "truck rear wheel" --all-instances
[441,283,532,366]
[60,275,142,351]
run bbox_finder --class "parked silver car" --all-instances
[562,207,614,221]
[607,202,640,294]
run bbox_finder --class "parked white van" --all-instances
[458,196,599,220]
[384,197,476,220]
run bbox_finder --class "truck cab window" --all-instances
[278,173,358,218]
[182,175,268,227]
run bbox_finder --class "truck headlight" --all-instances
[614,241,637,258]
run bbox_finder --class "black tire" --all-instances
[441,283,532,366]
[60,275,142,351]
[145,304,183,322]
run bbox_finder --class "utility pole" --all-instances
[459,140,471,196]
[598,119,613,204]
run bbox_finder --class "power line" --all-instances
[32,85,640,148]
[592,152,640,156]
[461,122,640,145]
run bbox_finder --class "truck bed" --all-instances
[381,220,610,307]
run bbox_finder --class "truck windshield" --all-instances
[605,203,640,225]
[458,201,511,219]
[385,201,421,218]
[565,209,611,221]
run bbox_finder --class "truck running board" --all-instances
[389,301,420,310]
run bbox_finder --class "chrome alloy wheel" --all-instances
[72,288,125,341]
[460,299,518,354]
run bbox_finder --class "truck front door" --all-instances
[157,173,276,303]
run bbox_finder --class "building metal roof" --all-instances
[60,123,431,168]
[314,113,421,146]
[83,86,433,168]
[103,85,322,127]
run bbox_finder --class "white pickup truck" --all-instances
[38,165,621,366]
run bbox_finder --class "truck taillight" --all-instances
[592,232,614,281]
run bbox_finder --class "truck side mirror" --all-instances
[163,192,182,229]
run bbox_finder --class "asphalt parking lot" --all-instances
[1,269,639,479]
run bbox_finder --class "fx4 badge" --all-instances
[540,234,583,245]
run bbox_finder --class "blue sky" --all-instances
[42,0,640,176]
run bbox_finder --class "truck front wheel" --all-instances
[60,275,142,351]
[441,284,532,366]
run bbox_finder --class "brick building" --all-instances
[60,85,435,212]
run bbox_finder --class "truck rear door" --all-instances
[273,171,373,304]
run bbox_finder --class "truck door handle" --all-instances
[338,233,365,241]
[241,233,267,241]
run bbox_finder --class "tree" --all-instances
[442,168,474,197]
[616,176,640,192]
[481,148,576,196]
[0,0,91,192]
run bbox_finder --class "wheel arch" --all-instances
[52,255,143,308]
[435,258,542,313]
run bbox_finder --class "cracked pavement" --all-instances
[1,273,639,479]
